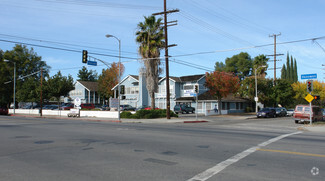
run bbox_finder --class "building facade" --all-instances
[68,80,101,104]
[112,72,248,114]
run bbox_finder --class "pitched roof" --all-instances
[77,81,98,91]
[130,75,139,80]
[179,74,205,82]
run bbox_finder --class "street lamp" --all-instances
[4,59,16,114]
[105,34,121,121]
[255,65,267,113]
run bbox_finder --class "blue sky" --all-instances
[1,0,324,82]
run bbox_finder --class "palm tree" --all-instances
[136,15,164,109]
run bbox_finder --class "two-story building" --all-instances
[111,72,248,114]
[68,80,101,104]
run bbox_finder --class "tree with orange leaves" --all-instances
[98,62,124,103]
[205,71,240,114]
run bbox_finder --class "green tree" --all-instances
[281,64,286,79]
[293,59,298,82]
[224,52,252,80]
[0,44,50,106]
[136,15,164,109]
[252,54,269,77]
[44,71,74,104]
[214,62,226,71]
[286,53,290,80]
[98,62,125,102]
[77,66,98,81]
[281,52,298,83]
[290,56,294,81]
[205,71,240,114]
[272,79,295,107]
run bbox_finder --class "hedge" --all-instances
[120,109,178,119]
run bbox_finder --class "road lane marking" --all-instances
[186,131,302,181]
[258,148,325,158]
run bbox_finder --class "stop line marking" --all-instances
[187,131,302,181]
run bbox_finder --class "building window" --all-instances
[184,85,194,90]
[222,102,226,110]
[206,103,211,110]
[227,102,230,110]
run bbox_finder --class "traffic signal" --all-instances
[120,85,125,94]
[82,50,88,63]
[307,80,313,93]
[314,95,320,100]
[194,85,198,93]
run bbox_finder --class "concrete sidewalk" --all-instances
[8,113,325,133]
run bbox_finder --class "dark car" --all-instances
[61,103,74,110]
[275,107,287,117]
[174,104,195,114]
[0,106,9,115]
[257,108,276,118]
[120,105,136,111]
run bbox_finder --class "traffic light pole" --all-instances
[309,102,312,125]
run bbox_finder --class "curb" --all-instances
[183,120,208,123]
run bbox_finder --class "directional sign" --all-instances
[87,60,97,66]
[305,94,314,103]
[301,74,317,80]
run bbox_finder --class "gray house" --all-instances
[68,80,101,104]
[112,72,248,114]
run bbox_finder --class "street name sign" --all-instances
[87,60,97,66]
[301,74,317,80]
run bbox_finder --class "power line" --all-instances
[0,39,136,60]
[35,0,161,10]
[172,36,325,58]
[0,33,137,55]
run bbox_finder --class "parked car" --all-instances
[173,104,195,114]
[81,103,95,110]
[322,109,325,121]
[43,105,59,110]
[256,107,276,118]
[61,103,74,110]
[293,105,323,124]
[275,107,287,117]
[120,105,136,111]
[286,109,294,116]
[0,106,8,115]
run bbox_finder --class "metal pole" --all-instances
[13,62,16,115]
[40,68,43,117]
[196,89,198,121]
[118,38,121,121]
[309,102,312,125]
[255,68,258,113]
[105,34,121,121]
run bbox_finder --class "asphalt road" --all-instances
[0,115,324,181]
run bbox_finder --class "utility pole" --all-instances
[153,0,179,119]
[268,33,283,85]
[40,68,43,117]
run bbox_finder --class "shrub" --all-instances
[120,109,178,119]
